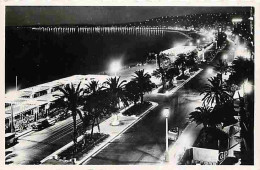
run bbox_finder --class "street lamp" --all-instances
[163,108,170,162]
[243,80,252,94]
[223,54,228,64]
[207,68,214,75]
[223,54,228,60]
[110,60,121,77]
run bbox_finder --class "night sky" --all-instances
[5,6,250,26]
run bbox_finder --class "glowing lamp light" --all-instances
[235,45,251,59]
[6,90,20,101]
[163,108,170,118]
[243,81,253,94]
[207,68,214,74]
[110,60,121,74]
[189,42,193,46]
[196,39,200,44]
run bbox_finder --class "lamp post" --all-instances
[163,108,170,162]
[242,79,252,110]
[223,54,228,63]
[196,39,200,47]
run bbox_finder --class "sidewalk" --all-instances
[16,128,33,138]
[166,122,203,165]
[152,68,203,96]
[40,102,158,164]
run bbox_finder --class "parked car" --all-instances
[5,133,18,147]
[55,111,72,121]
[168,127,179,141]
[55,113,69,121]
[31,118,50,131]
[47,116,57,125]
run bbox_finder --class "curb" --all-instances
[77,102,158,165]
[16,129,33,138]
[154,68,203,96]
[164,122,203,165]
[169,68,203,94]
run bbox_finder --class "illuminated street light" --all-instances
[223,55,228,64]
[196,39,200,44]
[163,108,170,162]
[235,45,251,59]
[207,68,214,74]
[110,60,121,77]
[189,42,193,46]
[243,80,252,94]
[223,55,228,60]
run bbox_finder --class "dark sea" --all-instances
[5,27,193,91]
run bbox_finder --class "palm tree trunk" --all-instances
[77,110,88,131]
[216,95,220,106]
[91,117,95,138]
[72,113,77,156]
[182,64,185,76]
[140,93,144,104]
[97,118,100,133]
[157,55,161,69]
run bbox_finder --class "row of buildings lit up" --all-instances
[5,74,110,133]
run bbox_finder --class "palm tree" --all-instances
[152,67,167,90]
[125,81,140,105]
[214,59,229,83]
[57,82,86,153]
[174,54,187,76]
[84,80,115,138]
[189,104,213,128]
[229,56,254,85]
[201,76,232,107]
[186,51,198,72]
[165,67,180,85]
[85,80,102,95]
[104,77,128,109]
[104,77,128,125]
[189,104,215,148]
[189,104,230,149]
[155,53,168,69]
[83,80,103,137]
[131,69,155,104]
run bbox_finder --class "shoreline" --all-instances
[6,31,207,92]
